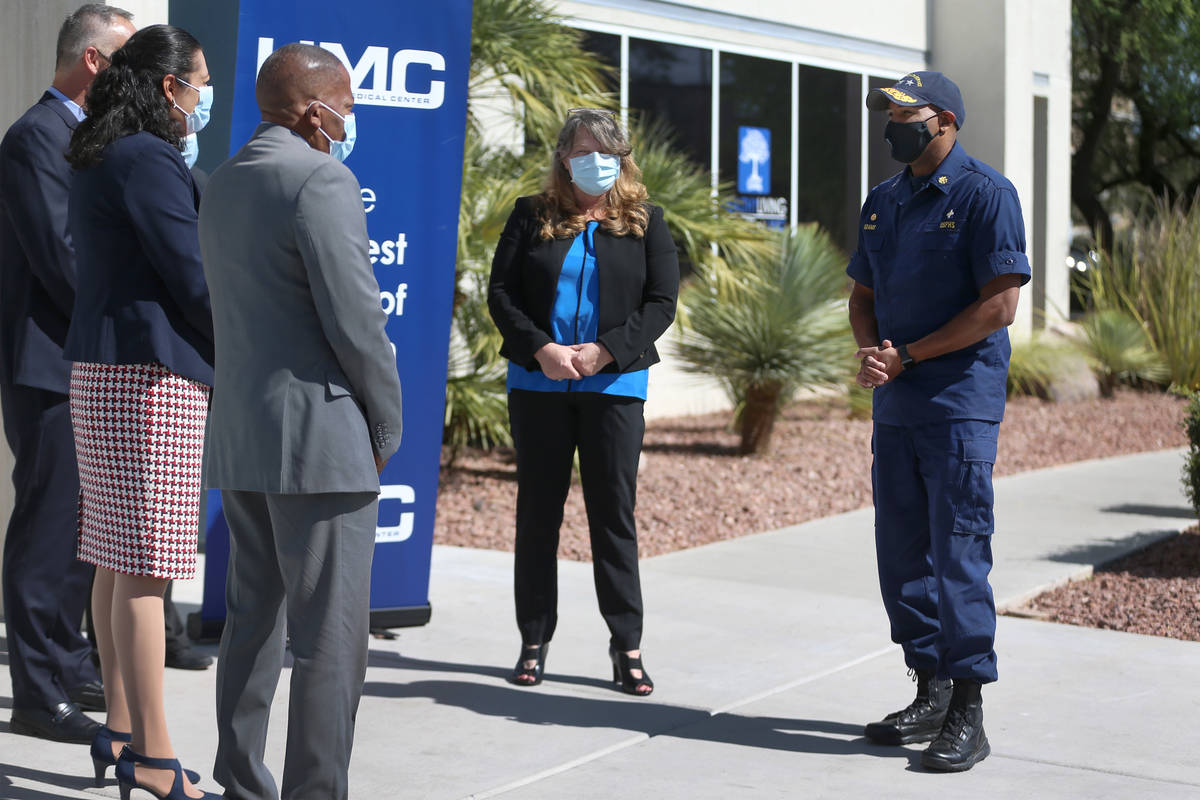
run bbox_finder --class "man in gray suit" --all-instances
[197,43,403,800]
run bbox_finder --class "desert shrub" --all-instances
[1007,335,1077,398]
[1184,394,1200,518]
[1086,194,1200,391]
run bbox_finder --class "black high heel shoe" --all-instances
[115,746,218,800]
[507,643,548,686]
[91,727,200,787]
[609,645,654,696]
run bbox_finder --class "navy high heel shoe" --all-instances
[91,727,200,787]
[115,746,217,800]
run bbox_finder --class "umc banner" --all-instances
[188,0,471,635]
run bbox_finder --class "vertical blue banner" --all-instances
[210,0,470,627]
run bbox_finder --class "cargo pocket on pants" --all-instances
[951,438,997,535]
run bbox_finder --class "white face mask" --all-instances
[173,78,213,136]
[568,152,620,196]
[308,100,357,162]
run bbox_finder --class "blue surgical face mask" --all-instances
[568,152,620,196]
[181,133,199,168]
[174,78,213,135]
[312,101,357,162]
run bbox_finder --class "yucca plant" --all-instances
[1074,309,1169,397]
[676,224,853,454]
[1087,193,1200,391]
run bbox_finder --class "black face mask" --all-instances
[884,115,940,164]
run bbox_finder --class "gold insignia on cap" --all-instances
[907,73,923,87]
[937,176,949,185]
[870,213,878,221]
[881,87,919,103]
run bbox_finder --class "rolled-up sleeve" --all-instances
[969,183,1031,291]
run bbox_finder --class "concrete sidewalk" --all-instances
[2,448,1197,798]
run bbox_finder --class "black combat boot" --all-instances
[921,679,990,771]
[863,669,952,745]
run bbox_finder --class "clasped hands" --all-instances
[535,341,613,380]
[855,339,902,389]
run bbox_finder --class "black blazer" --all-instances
[487,195,680,373]
[0,91,80,393]
[64,131,214,385]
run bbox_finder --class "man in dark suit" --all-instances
[0,3,135,743]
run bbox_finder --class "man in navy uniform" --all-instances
[0,4,135,742]
[848,71,1030,772]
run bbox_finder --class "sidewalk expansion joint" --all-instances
[464,645,897,799]
[988,751,1200,789]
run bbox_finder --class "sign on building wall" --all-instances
[733,124,787,228]
[737,126,771,195]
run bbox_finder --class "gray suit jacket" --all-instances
[198,123,402,494]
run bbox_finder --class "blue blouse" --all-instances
[507,221,648,399]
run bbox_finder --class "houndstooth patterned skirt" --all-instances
[70,362,210,579]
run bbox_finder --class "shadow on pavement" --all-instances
[1102,503,1197,520]
[363,671,916,761]
[1040,528,1178,564]
[367,651,615,691]
[0,763,95,799]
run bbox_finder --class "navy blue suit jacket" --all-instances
[0,91,80,393]
[65,131,213,385]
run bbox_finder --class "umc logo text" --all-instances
[257,38,445,109]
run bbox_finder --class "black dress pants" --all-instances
[0,382,98,711]
[509,389,646,651]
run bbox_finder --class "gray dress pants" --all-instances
[214,490,377,800]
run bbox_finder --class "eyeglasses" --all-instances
[568,107,616,118]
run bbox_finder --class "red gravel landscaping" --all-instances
[435,388,1189,561]
[1014,525,1200,642]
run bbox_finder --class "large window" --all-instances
[576,26,883,253]
[628,38,712,168]
[581,30,620,97]
[719,52,792,228]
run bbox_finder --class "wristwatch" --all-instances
[897,343,916,371]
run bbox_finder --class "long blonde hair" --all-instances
[537,110,649,240]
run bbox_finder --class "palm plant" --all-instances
[1074,309,1169,397]
[675,224,853,454]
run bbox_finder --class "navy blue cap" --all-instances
[866,71,965,129]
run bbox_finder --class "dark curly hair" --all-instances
[66,24,202,169]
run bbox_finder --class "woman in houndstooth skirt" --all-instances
[64,25,217,799]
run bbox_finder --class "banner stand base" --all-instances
[186,605,433,644]
[369,605,432,629]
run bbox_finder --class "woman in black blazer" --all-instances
[488,109,679,695]
[64,25,217,800]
